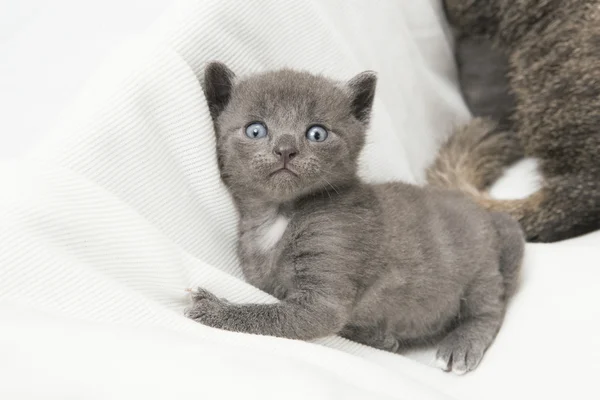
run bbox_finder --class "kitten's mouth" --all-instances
[269,167,298,178]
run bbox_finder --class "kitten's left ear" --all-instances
[203,61,236,121]
[347,71,377,124]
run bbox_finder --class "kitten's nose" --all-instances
[273,147,298,164]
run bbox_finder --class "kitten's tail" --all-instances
[426,118,523,198]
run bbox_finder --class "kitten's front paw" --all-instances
[436,333,486,375]
[185,288,230,330]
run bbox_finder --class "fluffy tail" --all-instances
[426,118,600,242]
[426,118,532,234]
[426,118,523,196]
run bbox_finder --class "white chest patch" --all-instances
[258,215,289,252]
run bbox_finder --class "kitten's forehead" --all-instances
[232,70,350,121]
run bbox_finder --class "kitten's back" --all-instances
[372,182,499,281]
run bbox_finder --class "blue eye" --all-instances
[245,122,268,139]
[306,125,328,142]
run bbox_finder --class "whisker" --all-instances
[321,176,340,195]
[320,182,332,200]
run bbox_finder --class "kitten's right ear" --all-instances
[203,61,236,121]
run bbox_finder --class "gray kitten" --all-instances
[186,62,524,374]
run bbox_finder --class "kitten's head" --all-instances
[203,62,376,202]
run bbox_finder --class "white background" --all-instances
[0,0,171,161]
[2,2,598,399]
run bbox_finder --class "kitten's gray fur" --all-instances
[186,62,524,374]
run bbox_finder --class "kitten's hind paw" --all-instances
[435,333,486,375]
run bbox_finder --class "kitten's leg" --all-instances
[185,288,349,341]
[436,271,505,375]
[339,323,400,353]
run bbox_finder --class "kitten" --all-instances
[186,62,524,375]
[428,0,600,242]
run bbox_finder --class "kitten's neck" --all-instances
[232,176,360,219]
[235,198,290,220]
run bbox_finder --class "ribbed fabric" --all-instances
[0,1,467,397]
[6,1,597,399]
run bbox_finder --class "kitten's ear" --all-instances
[203,61,236,121]
[347,71,377,124]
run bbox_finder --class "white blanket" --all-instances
[1,1,598,399]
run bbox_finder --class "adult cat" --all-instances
[428,0,600,242]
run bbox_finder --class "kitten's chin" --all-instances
[269,169,298,179]
[265,171,304,201]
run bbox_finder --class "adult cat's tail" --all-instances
[426,118,523,197]
[426,118,600,242]
[425,118,529,228]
